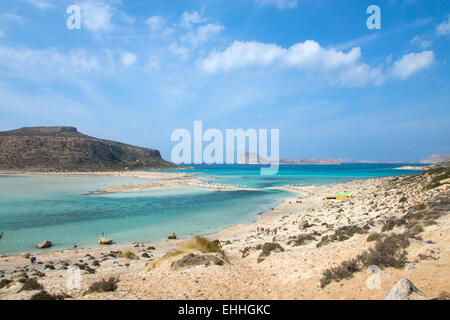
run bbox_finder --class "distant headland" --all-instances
[0,126,177,172]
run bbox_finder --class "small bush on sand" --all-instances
[316,236,330,248]
[437,291,450,300]
[366,233,383,242]
[320,233,410,288]
[332,225,366,242]
[320,258,360,288]
[413,203,427,211]
[145,236,224,271]
[359,233,409,268]
[0,279,11,289]
[316,226,366,248]
[19,279,43,292]
[424,165,450,189]
[117,251,138,260]
[74,263,96,274]
[84,277,119,295]
[288,234,316,246]
[30,290,68,300]
[409,224,424,236]
[381,217,406,232]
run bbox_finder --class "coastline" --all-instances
[0,171,300,257]
[1,169,448,300]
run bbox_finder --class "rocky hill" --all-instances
[0,126,176,171]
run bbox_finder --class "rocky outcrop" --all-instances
[37,241,52,249]
[171,253,225,270]
[257,242,285,263]
[0,126,176,171]
[98,237,113,245]
[383,278,427,300]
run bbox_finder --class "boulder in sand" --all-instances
[171,253,225,270]
[383,278,427,300]
[37,241,52,249]
[98,237,113,245]
[257,242,285,263]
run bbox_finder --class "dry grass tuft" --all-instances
[320,233,410,288]
[117,251,138,260]
[19,279,43,292]
[30,290,69,300]
[145,236,224,272]
[84,277,119,295]
[366,233,383,242]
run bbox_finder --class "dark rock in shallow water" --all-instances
[37,241,52,249]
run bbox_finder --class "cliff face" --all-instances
[0,126,175,171]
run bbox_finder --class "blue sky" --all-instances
[0,0,449,162]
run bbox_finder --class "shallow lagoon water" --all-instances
[0,164,423,255]
[0,175,288,254]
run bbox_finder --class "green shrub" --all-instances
[366,233,383,242]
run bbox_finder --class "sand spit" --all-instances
[0,170,256,193]
[394,166,428,170]
[0,171,449,300]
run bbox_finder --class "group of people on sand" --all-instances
[256,226,277,236]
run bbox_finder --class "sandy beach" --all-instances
[0,168,449,300]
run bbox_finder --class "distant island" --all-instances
[0,126,176,172]
[239,152,447,165]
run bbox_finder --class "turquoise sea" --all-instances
[0,164,424,255]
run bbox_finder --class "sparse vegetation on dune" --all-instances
[145,236,225,272]
[423,161,450,190]
[117,251,138,260]
[84,277,119,295]
[19,279,43,292]
[366,233,383,242]
[30,290,70,300]
[320,233,411,288]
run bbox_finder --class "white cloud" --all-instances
[146,16,165,33]
[25,0,51,9]
[255,0,298,10]
[182,23,224,46]
[392,50,435,79]
[199,40,385,87]
[145,56,161,72]
[78,1,115,33]
[121,52,137,67]
[169,42,190,61]
[181,10,208,28]
[410,35,433,49]
[0,13,26,24]
[436,16,450,36]
[0,46,118,81]
[76,1,134,34]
